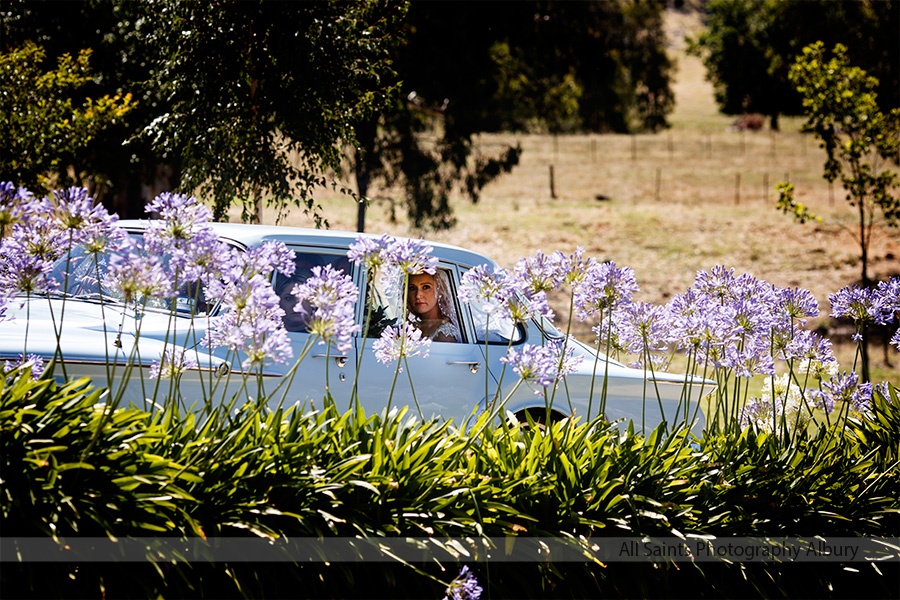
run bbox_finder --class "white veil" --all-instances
[432,269,462,342]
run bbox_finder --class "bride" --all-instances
[406,270,462,343]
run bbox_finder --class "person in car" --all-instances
[276,273,309,332]
[406,270,462,343]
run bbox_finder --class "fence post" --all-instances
[735,173,741,205]
[763,173,769,203]
[655,167,662,201]
[549,165,557,199]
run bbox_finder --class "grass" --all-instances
[246,9,899,386]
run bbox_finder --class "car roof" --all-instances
[117,220,498,270]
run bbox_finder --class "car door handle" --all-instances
[312,354,349,368]
[446,361,480,374]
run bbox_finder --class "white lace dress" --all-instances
[430,320,461,342]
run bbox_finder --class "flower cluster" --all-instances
[106,251,172,303]
[0,182,127,303]
[740,373,816,433]
[500,344,558,393]
[3,353,45,382]
[50,187,123,253]
[290,265,360,352]
[372,319,431,367]
[574,260,638,321]
[149,348,198,380]
[443,565,482,600]
[202,241,295,369]
[347,234,393,273]
[459,263,555,325]
[387,237,438,275]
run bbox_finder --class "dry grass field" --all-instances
[251,9,899,384]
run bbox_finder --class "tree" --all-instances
[353,0,675,231]
[2,1,171,216]
[776,42,900,381]
[0,42,134,193]
[688,0,898,130]
[144,0,406,224]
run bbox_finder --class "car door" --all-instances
[352,262,492,424]
[267,247,360,412]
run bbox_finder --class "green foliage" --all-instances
[0,42,134,193]
[3,370,898,598]
[775,182,820,224]
[689,0,899,129]
[143,0,406,224]
[778,42,900,287]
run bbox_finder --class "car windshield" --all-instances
[45,234,212,316]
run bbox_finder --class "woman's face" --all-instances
[278,285,306,331]
[407,273,440,319]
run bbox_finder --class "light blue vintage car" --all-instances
[0,222,714,433]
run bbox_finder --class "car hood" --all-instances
[0,297,224,370]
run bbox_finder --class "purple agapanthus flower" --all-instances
[875,277,900,314]
[106,251,173,302]
[0,238,58,296]
[204,273,293,369]
[372,320,431,366]
[693,266,738,303]
[522,290,555,322]
[775,286,819,324]
[664,289,737,361]
[722,342,775,378]
[290,265,360,352]
[512,250,565,295]
[143,193,216,260]
[592,308,629,358]
[547,337,584,378]
[7,218,67,264]
[500,344,558,394]
[3,353,45,382]
[459,264,513,317]
[50,187,118,248]
[348,234,393,272]
[574,260,638,321]
[873,381,894,403]
[387,237,437,275]
[613,301,670,369]
[829,284,893,328]
[851,382,874,414]
[817,370,875,414]
[443,565,482,600]
[557,246,594,286]
[149,348,198,380]
[891,328,900,353]
[0,182,33,231]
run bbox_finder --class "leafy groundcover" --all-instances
[1,369,898,599]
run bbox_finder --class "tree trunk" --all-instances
[858,199,871,382]
[769,112,780,131]
[355,153,370,233]
[354,120,378,233]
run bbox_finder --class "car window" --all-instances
[46,235,214,316]
[364,266,464,343]
[274,251,352,333]
[468,294,526,344]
